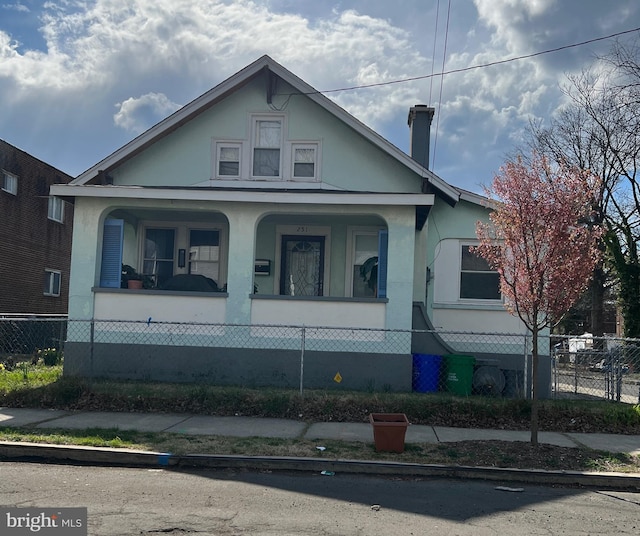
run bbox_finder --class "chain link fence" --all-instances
[550,334,640,404]
[0,315,67,360]
[2,315,640,403]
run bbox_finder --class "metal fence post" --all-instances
[299,326,306,398]
[89,319,95,382]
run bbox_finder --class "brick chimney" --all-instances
[407,105,435,169]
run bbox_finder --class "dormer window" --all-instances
[252,116,283,178]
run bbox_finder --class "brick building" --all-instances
[0,139,73,314]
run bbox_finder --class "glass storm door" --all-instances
[280,235,325,296]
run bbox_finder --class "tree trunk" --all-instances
[530,327,539,446]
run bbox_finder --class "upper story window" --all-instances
[48,196,64,223]
[213,114,320,182]
[252,116,283,178]
[291,143,318,181]
[216,142,241,177]
[2,170,18,195]
[460,245,501,300]
[44,269,61,297]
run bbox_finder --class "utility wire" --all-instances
[318,26,640,95]
[428,0,440,105]
[432,0,451,171]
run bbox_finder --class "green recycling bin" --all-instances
[444,354,475,396]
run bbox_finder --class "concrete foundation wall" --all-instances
[63,342,413,392]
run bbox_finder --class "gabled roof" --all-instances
[72,55,459,203]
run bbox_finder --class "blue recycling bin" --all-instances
[412,354,442,392]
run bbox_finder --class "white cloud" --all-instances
[114,92,181,133]
[0,0,638,190]
[2,3,29,12]
[0,1,428,118]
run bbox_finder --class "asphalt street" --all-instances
[1,462,639,535]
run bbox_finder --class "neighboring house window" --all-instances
[143,228,176,287]
[189,229,220,281]
[291,143,318,181]
[43,269,61,296]
[48,196,64,222]
[216,142,241,177]
[2,171,17,195]
[460,245,501,300]
[252,117,283,178]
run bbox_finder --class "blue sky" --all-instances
[1,0,639,193]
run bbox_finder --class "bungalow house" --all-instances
[52,56,544,393]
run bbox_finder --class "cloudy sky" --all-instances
[1,0,639,193]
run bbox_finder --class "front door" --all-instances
[280,235,325,296]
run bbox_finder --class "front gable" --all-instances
[106,73,424,193]
[74,55,459,202]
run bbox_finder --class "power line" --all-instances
[428,0,440,105]
[318,26,640,95]
[432,0,452,171]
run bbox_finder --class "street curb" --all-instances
[2,441,640,490]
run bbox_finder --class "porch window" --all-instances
[216,143,241,177]
[48,196,64,223]
[43,269,61,296]
[352,232,378,298]
[189,229,220,282]
[2,170,17,195]
[347,228,388,298]
[143,228,175,287]
[460,245,501,300]
[252,117,282,178]
[291,143,318,180]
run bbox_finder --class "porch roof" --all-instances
[50,184,435,207]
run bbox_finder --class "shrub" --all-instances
[35,347,63,366]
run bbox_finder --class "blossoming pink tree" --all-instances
[475,154,602,445]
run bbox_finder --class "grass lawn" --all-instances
[1,361,640,472]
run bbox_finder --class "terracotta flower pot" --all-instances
[127,279,143,289]
[369,413,409,453]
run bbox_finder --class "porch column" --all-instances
[68,198,104,320]
[224,205,260,324]
[384,206,416,330]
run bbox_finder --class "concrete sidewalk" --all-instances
[1,407,640,490]
[2,406,640,455]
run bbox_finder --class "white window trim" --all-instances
[459,242,502,302]
[2,170,18,195]
[48,196,65,223]
[289,141,321,182]
[274,225,331,295]
[250,114,286,180]
[212,140,243,179]
[345,226,384,298]
[44,269,61,297]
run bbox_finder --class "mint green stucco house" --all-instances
[52,55,531,391]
